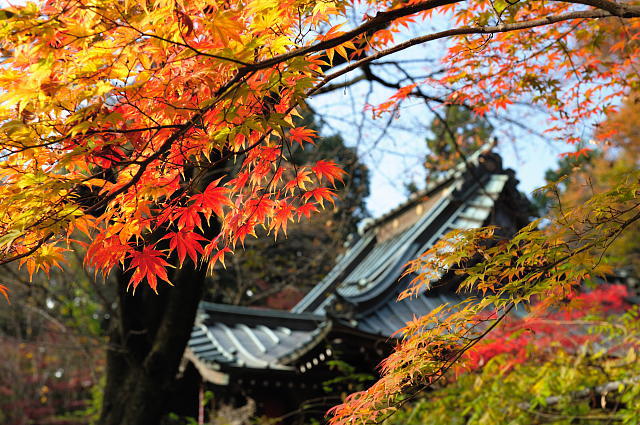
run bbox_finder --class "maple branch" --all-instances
[123,24,252,67]
[314,8,638,95]
[364,304,516,425]
[13,0,638,271]
[360,65,445,104]
[253,0,462,70]
[85,125,185,135]
[357,62,545,141]
[359,62,502,199]
[82,70,252,214]
[246,0,640,75]
[0,232,54,266]
[557,0,640,17]
[330,202,640,424]
[314,74,368,95]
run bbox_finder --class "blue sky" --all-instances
[308,64,573,218]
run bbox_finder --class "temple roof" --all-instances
[186,303,329,373]
[187,147,530,380]
[292,148,513,315]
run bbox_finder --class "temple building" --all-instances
[179,148,533,421]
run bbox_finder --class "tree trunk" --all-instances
[98,219,218,425]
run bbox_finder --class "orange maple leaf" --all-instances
[284,169,313,194]
[85,235,131,277]
[302,187,336,208]
[297,202,319,220]
[19,244,67,280]
[246,197,275,223]
[0,284,9,303]
[270,201,295,237]
[231,221,257,247]
[209,247,232,269]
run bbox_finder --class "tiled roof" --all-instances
[355,291,465,336]
[360,140,497,233]
[310,172,509,337]
[338,174,508,301]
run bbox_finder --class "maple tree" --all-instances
[384,285,640,424]
[1,0,640,424]
[556,100,640,276]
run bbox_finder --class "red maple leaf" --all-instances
[176,205,203,230]
[272,166,285,185]
[297,202,319,220]
[289,127,317,147]
[127,246,173,293]
[390,82,418,101]
[302,187,336,208]
[312,160,346,186]
[85,235,131,277]
[210,247,232,268]
[246,197,275,223]
[228,171,249,191]
[231,221,257,247]
[559,147,593,159]
[161,228,208,267]
[192,178,232,221]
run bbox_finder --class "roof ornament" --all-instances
[358,218,375,235]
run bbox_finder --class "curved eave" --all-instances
[188,303,331,379]
[277,321,332,366]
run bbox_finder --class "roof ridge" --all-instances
[199,301,325,322]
